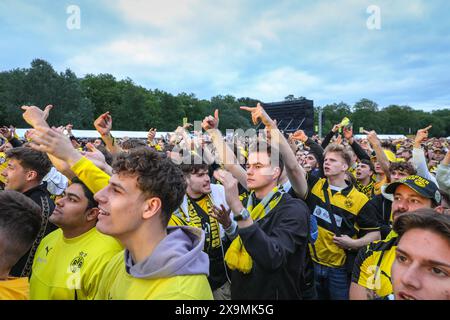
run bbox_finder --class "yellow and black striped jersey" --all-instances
[305,174,380,268]
[351,231,398,297]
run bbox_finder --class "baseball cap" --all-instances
[385,175,441,204]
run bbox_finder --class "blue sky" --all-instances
[1,0,449,111]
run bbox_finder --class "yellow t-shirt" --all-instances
[30,228,122,300]
[0,277,29,300]
[351,233,397,297]
[0,152,8,184]
[95,251,213,300]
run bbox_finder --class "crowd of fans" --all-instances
[0,103,449,300]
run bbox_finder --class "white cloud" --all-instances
[232,67,322,102]
[59,0,448,111]
[114,0,200,29]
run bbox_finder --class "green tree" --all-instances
[321,102,352,133]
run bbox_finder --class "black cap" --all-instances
[385,175,441,204]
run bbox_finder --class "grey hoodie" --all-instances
[124,226,210,279]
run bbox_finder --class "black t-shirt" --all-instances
[368,194,392,240]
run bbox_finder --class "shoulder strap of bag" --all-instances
[189,197,215,249]
[322,180,341,237]
[21,195,51,277]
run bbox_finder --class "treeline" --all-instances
[0,59,449,137]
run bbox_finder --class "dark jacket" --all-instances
[231,193,310,300]
[368,194,392,240]
[10,182,57,277]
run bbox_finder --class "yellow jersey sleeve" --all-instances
[352,245,378,289]
[70,157,110,194]
[351,240,395,297]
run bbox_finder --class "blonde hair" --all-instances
[324,143,352,167]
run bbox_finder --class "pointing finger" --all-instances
[240,106,256,112]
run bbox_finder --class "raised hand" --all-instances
[240,103,275,128]
[415,125,432,146]
[147,128,157,142]
[202,109,219,131]
[29,126,80,163]
[94,112,113,136]
[21,105,49,128]
[81,142,111,173]
[363,130,380,146]
[43,105,53,121]
[291,130,308,143]
[53,126,65,134]
[24,129,38,141]
[331,123,343,133]
[83,143,106,162]
[343,126,353,141]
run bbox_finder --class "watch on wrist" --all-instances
[233,208,250,221]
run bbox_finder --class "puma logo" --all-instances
[45,246,53,256]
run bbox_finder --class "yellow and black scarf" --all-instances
[224,186,284,274]
[355,178,376,199]
[172,194,221,252]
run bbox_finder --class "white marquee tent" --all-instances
[14,129,172,139]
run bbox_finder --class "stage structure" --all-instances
[260,98,314,136]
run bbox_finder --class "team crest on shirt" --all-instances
[345,198,353,208]
[70,252,87,273]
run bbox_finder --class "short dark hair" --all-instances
[71,177,97,210]
[360,159,375,173]
[6,147,52,181]
[180,155,210,176]
[112,148,186,226]
[120,139,148,151]
[389,162,417,175]
[0,190,42,269]
[394,209,450,244]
